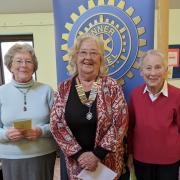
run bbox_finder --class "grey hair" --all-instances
[66,33,108,77]
[139,49,167,69]
[4,43,38,72]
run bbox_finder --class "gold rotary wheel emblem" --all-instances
[61,0,147,85]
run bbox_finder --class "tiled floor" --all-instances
[53,158,60,180]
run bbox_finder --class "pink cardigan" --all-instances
[50,76,128,179]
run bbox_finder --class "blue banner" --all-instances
[53,0,155,100]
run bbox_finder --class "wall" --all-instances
[0,9,179,89]
[168,9,180,87]
[0,13,57,89]
[154,9,180,88]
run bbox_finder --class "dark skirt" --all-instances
[2,152,56,180]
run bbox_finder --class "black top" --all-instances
[65,77,108,160]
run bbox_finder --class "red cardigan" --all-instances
[128,84,180,164]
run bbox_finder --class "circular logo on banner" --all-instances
[61,0,147,84]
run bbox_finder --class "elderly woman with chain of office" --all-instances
[50,33,128,179]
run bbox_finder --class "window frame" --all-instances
[0,34,34,85]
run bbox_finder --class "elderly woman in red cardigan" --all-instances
[50,33,128,179]
[128,49,180,180]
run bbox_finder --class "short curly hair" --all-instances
[4,43,38,72]
[66,33,108,77]
[139,49,167,69]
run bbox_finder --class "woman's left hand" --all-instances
[78,152,99,171]
[24,127,42,140]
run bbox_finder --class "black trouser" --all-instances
[134,159,180,180]
[119,169,130,180]
[0,169,3,180]
[60,150,68,180]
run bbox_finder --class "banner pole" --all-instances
[157,0,169,58]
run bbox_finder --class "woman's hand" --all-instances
[24,127,42,140]
[6,127,25,141]
[78,152,99,171]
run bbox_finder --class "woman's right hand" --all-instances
[78,152,99,171]
[6,128,24,141]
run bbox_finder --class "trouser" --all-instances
[134,159,180,180]
[0,169,3,180]
[118,169,130,180]
[60,150,68,180]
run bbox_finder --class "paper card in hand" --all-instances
[13,119,32,129]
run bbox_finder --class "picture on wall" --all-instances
[168,45,180,79]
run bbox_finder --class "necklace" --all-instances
[16,87,32,111]
[75,77,99,120]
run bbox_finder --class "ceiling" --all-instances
[0,0,179,14]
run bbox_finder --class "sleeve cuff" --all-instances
[93,146,109,160]
[0,130,10,143]
[70,149,85,160]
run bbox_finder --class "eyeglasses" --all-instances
[13,59,34,66]
[78,50,100,58]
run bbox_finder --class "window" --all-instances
[0,35,35,85]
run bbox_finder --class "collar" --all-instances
[143,81,168,97]
[11,78,34,88]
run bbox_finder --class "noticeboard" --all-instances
[168,45,180,79]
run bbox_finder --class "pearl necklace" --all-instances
[75,77,99,120]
